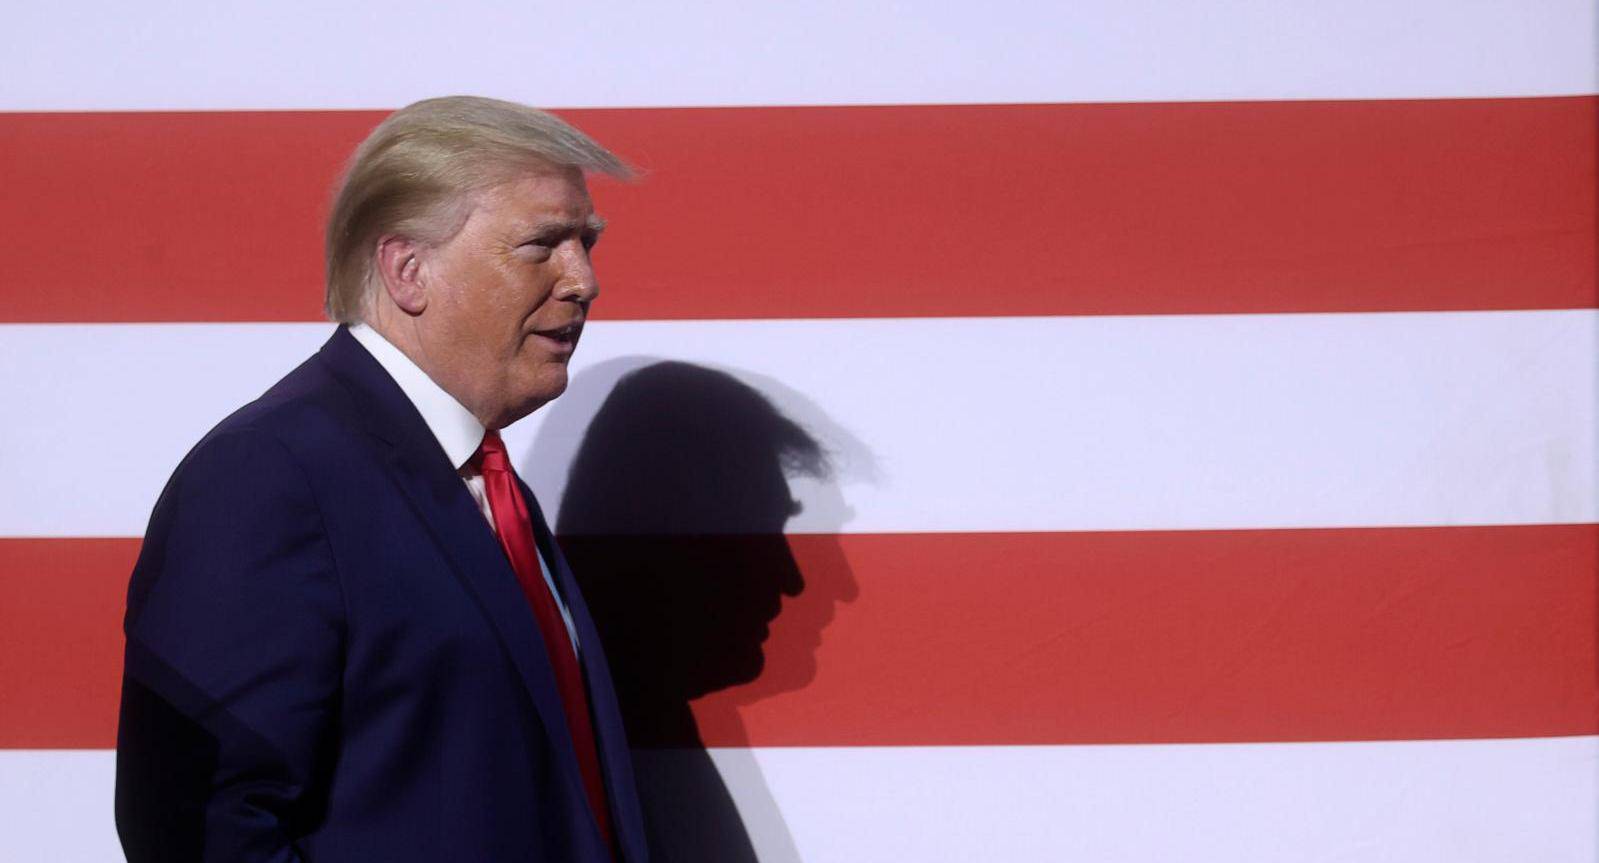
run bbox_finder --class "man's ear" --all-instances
[374,236,428,316]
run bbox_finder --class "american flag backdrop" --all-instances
[2,2,1596,860]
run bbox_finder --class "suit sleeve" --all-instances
[116,427,346,863]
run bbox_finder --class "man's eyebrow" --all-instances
[524,215,604,239]
[526,216,606,236]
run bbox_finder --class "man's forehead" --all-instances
[473,169,599,226]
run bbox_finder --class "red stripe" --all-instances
[3,524,1593,748]
[2,97,1592,322]
[0,538,135,748]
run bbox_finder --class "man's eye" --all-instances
[581,233,599,251]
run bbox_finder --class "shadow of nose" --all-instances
[792,532,858,605]
[835,557,860,603]
[778,552,805,598]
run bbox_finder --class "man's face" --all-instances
[417,166,603,428]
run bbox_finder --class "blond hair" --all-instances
[323,96,632,323]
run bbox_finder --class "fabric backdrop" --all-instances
[2,2,1595,859]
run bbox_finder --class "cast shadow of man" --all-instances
[532,359,862,863]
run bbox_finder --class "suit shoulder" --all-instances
[200,350,372,461]
[157,350,370,506]
[209,352,347,439]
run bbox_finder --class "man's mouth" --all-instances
[531,322,582,350]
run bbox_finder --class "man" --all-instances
[115,96,647,862]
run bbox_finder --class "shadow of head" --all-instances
[553,361,857,741]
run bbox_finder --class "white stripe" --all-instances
[1,310,1593,537]
[0,751,122,862]
[683,737,1599,862]
[2,1,1593,110]
[7,737,1595,862]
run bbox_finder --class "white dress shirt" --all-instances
[349,323,580,652]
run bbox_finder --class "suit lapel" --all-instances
[313,327,594,825]
[522,478,648,862]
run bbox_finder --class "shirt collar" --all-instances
[348,322,485,471]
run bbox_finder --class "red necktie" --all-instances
[473,430,613,854]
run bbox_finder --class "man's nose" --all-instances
[556,243,600,304]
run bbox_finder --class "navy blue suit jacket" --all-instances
[116,325,647,862]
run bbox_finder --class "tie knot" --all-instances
[473,430,511,473]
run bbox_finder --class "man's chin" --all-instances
[500,376,569,426]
